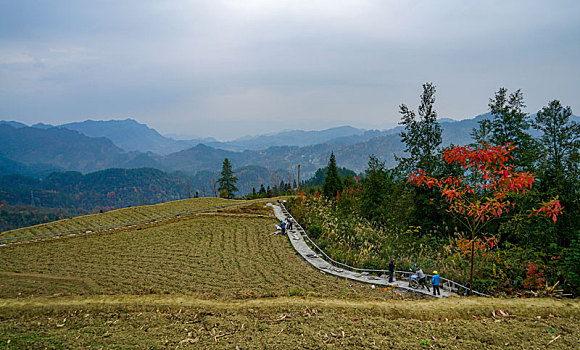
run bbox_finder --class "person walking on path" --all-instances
[280,220,286,235]
[287,218,293,231]
[417,268,430,292]
[431,271,441,296]
[388,259,395,283]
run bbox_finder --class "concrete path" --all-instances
[270,203,451,298]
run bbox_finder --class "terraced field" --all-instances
[0,197,241,240]
[0,199,390,300]
[1,198,579,348]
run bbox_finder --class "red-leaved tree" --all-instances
[408,143,561,295]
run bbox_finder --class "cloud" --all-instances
[0,0,579,139]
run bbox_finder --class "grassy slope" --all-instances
[0,198,579,348]
[0,197,242,239]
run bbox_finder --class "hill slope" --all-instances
[0,198,578,348]
[0,125,130,173]
[61,119,191,155]
[0,198,386,299]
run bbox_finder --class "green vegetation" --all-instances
[0,166,293,232]
[322,152,343,199]
[217,158,239,199]
[301,165,357,189]
[291,87,579,296]
[397,82,442,174]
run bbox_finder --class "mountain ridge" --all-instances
[2,113,578,179]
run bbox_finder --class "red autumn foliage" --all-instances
[523,262,545,290]
[408,143,561,294]
[456,235,498,260]
[529,196,562,223]
[408,143,560,226]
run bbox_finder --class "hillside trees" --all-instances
[217,158,238,199]
[303,166,357,188]
[322,152,343,199]
[408,143,561,294]
[359,155,411,226]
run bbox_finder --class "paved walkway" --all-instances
[270,203,451,298]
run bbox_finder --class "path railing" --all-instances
[280,202,490,297]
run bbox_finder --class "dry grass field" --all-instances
[0,197,244,239]
[0,198,579,349]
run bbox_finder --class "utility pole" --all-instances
[297,164,301,190]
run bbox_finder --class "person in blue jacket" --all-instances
[280,220,286,235]
[431,270,441,296]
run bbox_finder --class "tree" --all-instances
[397,83,444,227]
[217,158,238,199]
[303,166,357,188]
[534,100,579,247]
[471,119,492,145]
[408,143,561,294]
[534,100,579,184]
[483,88,537,169]
[322,152,343,199]
[398,82,442,174]
[359,155,410,225]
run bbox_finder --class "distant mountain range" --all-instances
[1,113,578,182]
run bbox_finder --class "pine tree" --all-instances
[534,100,579,246]
[217,158,238,199]
[397,82,442,174]
[322,152,343,199]
[485,88,537,169]
[534,100,579,182]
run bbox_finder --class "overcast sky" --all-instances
[1,1,578,140]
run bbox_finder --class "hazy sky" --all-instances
[1,1,578,140]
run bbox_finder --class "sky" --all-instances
[0,1,579,140]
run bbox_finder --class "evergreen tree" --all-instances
[303,167,357,188]
[397,82,442,174]
[216,158,238,199]
[485,88,537,169]
[471,119,492,145]
[322,152,343,199]
[534,100,580,246]
[359,155,410,225]
[397,83,444,228]
[534,100,579,183]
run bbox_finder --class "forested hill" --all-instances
[0,168,187,211]
[0,124,160,173]
[60,119,192,155]
[0,165,293,231]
